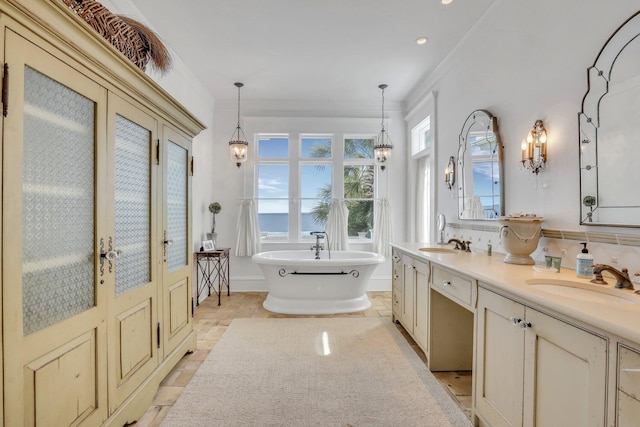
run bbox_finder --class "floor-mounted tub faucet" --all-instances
[310,231,326,259]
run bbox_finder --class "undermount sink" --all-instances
[525,279,640,305]
[418,247,458,254]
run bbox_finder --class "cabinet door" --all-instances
[401,256,415,333]
[106,94,160,410]
[413,259,430,351]
[391,250,402,321]
[160,125,193,357]
[2,29,108,426]
[523,308,608,427]
[476,288,525,427]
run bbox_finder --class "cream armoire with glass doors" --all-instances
[0,0,204,425]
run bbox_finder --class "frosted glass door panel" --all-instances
[167,141,187,272]
[114,114,152,296]
[22,66,96,335]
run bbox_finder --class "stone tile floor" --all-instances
[133,291,471,426]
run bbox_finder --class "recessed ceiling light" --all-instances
[442,0,453,4]
[416,37,429,45]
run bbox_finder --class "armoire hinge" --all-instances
[2,63,9,117]
[155,140,160,165]
[157,322,161,349]
[190,156,194,176]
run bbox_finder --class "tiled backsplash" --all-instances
[446,223,640,287]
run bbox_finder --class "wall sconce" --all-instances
[228,82,249,168]
[444,156,455,189]
[374,84,393,170]
[521,119,547,174]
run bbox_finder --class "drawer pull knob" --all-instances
[394,274,399,280]
[509,317,522,326]
[393,255,400,261]
[520,321,532,329]
[443,280,451,287]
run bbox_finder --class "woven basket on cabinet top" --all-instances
[61,0,171,72]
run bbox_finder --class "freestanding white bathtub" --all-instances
[252,250,385,315]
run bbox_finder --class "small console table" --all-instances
[195,248,230,306]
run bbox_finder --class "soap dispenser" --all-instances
[576,242,594,278]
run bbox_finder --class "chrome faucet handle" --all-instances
[463,241,472,252]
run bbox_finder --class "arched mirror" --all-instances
[457,109,504,220]
[580,11,640,227]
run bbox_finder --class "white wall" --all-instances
[408,0,639,230]
[405,0,640,278]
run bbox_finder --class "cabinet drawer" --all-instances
[619,345,640,399]
[431,265,473,306]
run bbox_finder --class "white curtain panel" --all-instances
[373,199,392,257]
[234,199,261,256]
[325,199,349,250]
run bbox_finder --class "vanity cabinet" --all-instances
[0,2,203,425]
[617,344,640,426]
[476,287,608,427]
[391,250,429,353]
[391,249,403,322]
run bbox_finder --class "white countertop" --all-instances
[391,242,640,344]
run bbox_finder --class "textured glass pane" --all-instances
[22,66,95,335]
[167,141,187,272]
[115,114,151,296]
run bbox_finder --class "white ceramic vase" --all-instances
[498,217,544,265]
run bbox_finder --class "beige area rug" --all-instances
[161,318,472,427]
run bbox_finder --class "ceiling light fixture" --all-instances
[416,37,428,45]
[228,82,249,168]
[374,84,393,171]
[442,0,453,4]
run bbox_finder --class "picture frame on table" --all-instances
[202,240,215,251]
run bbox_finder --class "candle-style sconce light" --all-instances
[445,156,455,189]
[521,119,547,174]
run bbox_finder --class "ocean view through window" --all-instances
[255,133,376,242]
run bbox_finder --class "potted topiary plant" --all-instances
[207,202,222,246]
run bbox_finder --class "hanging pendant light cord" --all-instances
[380,85,386,133]
[236,83,241,132]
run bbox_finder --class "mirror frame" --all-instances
[579,10,640,227]
[457,109,504,220]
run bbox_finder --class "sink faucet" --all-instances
[447,238,471,252]
[310,231,326,259]
[591,264,633,289]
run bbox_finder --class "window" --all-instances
[411,115,431,156]
[343,137,375,238]
[412,116,432,242]
[301,136,332,239]
[256,135,289,239]
[255,133,376,242]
